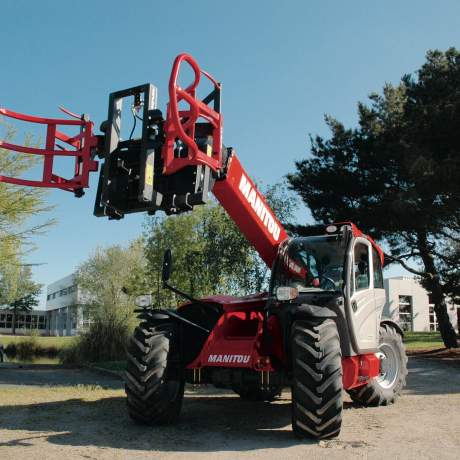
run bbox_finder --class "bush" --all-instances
[59,315,131,364]
[4,338,59,358]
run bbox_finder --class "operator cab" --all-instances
[270,235,346,297]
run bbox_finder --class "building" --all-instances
[383,276,460,332]
[0,273,81,336]
[0,309,49,335]
[45,273,80,336]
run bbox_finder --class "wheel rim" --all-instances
[375,342,398,389]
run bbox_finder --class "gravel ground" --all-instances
[0,357,459,460]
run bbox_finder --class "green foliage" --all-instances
[74,238,148,323]
[287,47,460,348]
[58,315,131,364]
[0,256,42,333]
[0,118,56,321]
[0,336,73,349]
[5,336,59,358]
[0,118,57,264]
[144,180,299,309]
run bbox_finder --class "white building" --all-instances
[0,273,81,336]
[45,273,80,336]
[383,276,460,332]
[0,309,49,335]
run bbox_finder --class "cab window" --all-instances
[373,247,384,289]
[354,243,370,291]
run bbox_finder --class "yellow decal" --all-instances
[145,164,153,186]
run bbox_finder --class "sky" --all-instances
[1,0,460,308]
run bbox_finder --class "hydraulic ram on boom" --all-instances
[0,53,407,440]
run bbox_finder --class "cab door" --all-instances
[348,238,381,352]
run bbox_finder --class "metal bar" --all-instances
[0,107,85,125]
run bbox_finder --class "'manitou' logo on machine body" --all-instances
[238,174,281,241]
[208,355,250,363]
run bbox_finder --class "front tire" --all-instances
[125,321,185,425]
[346,324,407,406]
[291,318,343,439]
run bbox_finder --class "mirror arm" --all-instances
[162,281,221,314]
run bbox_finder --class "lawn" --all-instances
[0,335,74,349]
[402,331,444,348]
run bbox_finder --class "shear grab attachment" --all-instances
[0,106,99,195]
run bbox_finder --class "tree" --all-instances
[0,257,42,334]
[287,48,460,348]
[0,118,57,265]
[144,202,261,309]
[143,179,300,308]
[73,238,149,324]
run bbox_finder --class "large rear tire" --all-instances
[291,318,343,439]
[125,321,185,425]
[346,324,407,406]
[232,384,283,402]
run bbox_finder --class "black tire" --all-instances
[125,321,185,425]
[346,324,407,406]
[232,384,283,402]
[291,318,343,439]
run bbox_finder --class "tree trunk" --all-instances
[417,233,459,349]
[12,310,16,334]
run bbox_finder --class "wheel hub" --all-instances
[375,342,399,389]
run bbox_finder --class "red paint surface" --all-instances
[342,354,380,390]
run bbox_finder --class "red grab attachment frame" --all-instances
[0,106,99,193]
[162,53,223,175]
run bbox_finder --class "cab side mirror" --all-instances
[162,249,172,281]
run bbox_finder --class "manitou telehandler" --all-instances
[0,54,407,439]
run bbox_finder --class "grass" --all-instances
[0,335,74,349]
[402,331,444,348]
[90,361,126,372]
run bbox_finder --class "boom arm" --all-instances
[212,153,288,267]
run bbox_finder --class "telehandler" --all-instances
[0,54,407,438]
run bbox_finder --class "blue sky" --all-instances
[2,0,460,307]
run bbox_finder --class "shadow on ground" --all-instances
[0,390,376,453]
[0,358,459,453]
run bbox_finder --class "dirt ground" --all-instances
[0,356,459,460]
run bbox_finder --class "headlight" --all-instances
[135,295,153,307]
[276,286,298,301]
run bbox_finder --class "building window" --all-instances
[428,305,438,331]
[399,295,413,332]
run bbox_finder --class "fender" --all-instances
[137,308,210,332]
[291,304,337,319]
[380,317,404,338]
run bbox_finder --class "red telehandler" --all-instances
[0,54,407,438]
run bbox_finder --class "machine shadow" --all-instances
[0,392,323,452]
